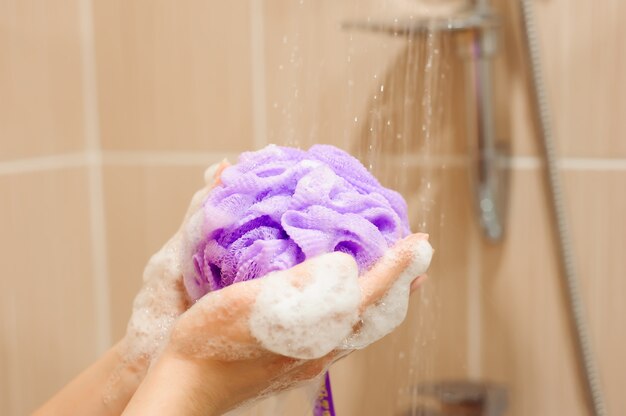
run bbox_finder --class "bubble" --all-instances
[341,238,433,349]
[249,253,361,359]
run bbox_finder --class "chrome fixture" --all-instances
[343,3,509,241]
[398,381,508,416]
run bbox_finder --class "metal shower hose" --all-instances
[519,1,607,415]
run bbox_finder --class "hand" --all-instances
[122,233,430,415]
[99,161,231,406]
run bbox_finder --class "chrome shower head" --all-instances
[342,10,498,38]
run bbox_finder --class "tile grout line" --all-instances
[102,150,241,166]
[0,153,88,176]
[79,0,111,354]
[250,0,268,150]
[5,153,626,171]
[559,157,626,171]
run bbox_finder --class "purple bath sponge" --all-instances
[184,144,410,302]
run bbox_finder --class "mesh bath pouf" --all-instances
[183,144,411,302]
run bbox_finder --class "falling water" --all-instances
[249,1,468,415]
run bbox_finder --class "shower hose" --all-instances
[519,1,607,415]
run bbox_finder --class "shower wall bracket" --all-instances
[343,5,509,241]
[456,10,509,241]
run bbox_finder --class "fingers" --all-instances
[172,238,430,363]
[410,274,428,293]
[358,233,431,312]
[202,159,230,186]
[211,160,230,187]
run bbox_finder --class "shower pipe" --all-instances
[519,1,607,415]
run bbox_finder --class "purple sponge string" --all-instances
[313,372,336,416]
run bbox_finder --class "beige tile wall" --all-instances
[566,171,626,415]
[0,1,97,414]
[1,0,625,415]
[0,168,98,414]
[482,1,626,415]
[92,0,255,153]
[482,170,587,416]
[0,0,86,161]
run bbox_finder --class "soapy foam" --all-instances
[342,238,433,349]
[249,252,361,359]
[123,235,188,363]
[121,163,224,364]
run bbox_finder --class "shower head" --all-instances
[342,11,498,38]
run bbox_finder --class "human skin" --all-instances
[34,161,429,416]
[123,235,428,416]
[34,246,427,416]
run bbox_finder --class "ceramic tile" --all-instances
[535,0,626,158]
[93,1,254,152]
[564,170,626,416]
[481,169,586,415]
[0,0,85,161]
[0,168,97,414]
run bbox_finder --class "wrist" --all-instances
[107,340,149,400]
[33,341,147,416]
[122,347,226,416]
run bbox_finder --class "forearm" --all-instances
[33,341,145,416]
[122,349,225,416]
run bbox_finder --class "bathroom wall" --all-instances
[482,1,626,414]
[0,2,98,414]
[1,1,624,415]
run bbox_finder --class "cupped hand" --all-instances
[122,233,429,415]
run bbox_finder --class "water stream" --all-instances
[245,1,469,415]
